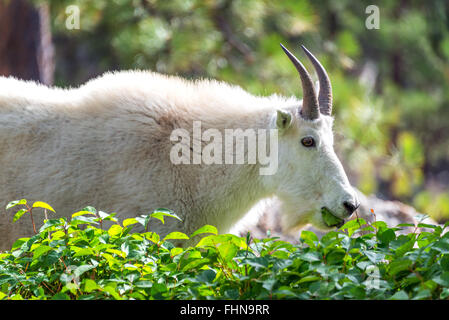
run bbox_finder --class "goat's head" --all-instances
[267,44,359,232]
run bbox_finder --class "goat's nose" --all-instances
[343,201,359,215]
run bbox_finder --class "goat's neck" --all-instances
[187,107,279,232]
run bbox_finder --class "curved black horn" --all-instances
[301,45,332,116]
[280,43,319,120]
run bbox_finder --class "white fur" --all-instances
[0,70,357,250]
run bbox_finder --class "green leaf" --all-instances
[74,264,95,278]
[440,288,449,299]
[190,225,218,238]
[433,238,449,254]
[300,251,322,262]
[388,259,412,276]
[182,258,210,271]
[217,242,238,262]
[32,201,55,212]
[145,232,160,244]
[135,215,151,231]
[103,284,122,300]
[326,249,346,265]
[321,231,344,246]
[372,221,389,229]
[242,257,269,270]
[195,234,247,249]
[196,269,216,284]
[82,279,98,293]
[51,292,70,300]
[389,290,409,300]
[135,280,152,288]
[444,220,449,231]
[33,245,53,259]
[73,248,95,257]
[395,238,416,257]
[150,208,182,224]
[39,219,64,232]
[349,286,366,299]
[433,271,449,287]
[11,238,29,251]
[123,218,139,227]
[151,283,168,296]
[417,223,439,229]
[170,247,183,257]
[378,228,396,245]
[224,288,239,299]
[106,248,126,258]
[321,208,343,227]
[51,230,66,240]
[12,208,28,223]
[6,199,27,210]
[107,225,123,237]
[71,215,98,226]
[262,278,277,291]
[363,250,385,264]
[340,219,367,237]
[98,211,117,222]
[300,230,319,248]
[82,206,97,214]
[440,254,449,271]
[417,231,436,248]
[163,232,189,241]
[72,210,96,218]
[298,275,321,284]
[412,289,431,300]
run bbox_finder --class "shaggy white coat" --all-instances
[0,71,356,250]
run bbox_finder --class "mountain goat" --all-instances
[0,45,359,250]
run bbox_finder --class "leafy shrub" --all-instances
[1,200,449,300]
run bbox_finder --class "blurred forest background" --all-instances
[0,0,448,223]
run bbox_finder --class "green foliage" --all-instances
[2,200,449,300]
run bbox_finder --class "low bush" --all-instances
[1,200,449,300]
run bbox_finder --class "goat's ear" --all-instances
[276,110,292,131]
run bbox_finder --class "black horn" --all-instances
[280,43,319,120]
[301,45,332,116]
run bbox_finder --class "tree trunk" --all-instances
[0,0,54,85]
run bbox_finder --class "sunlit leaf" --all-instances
[32,201,55,212]
[190,225,218,238]
[6,199,27,210]
[163,232,189,241]
[12,209,28,223]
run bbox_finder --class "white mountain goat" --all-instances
[0,45,359,250]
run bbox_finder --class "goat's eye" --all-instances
[301,136,315,147]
